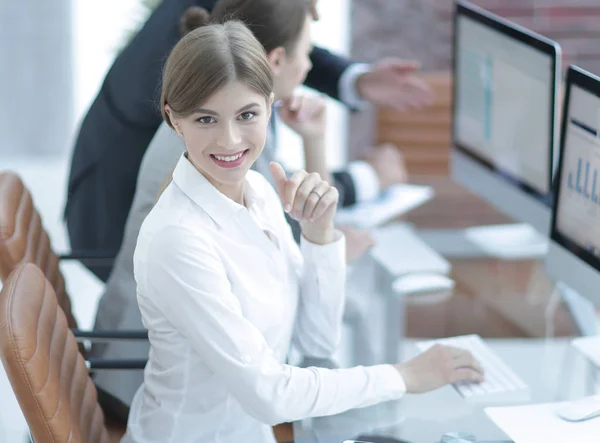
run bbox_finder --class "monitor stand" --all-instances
[553,283,600,397]
[464,223,549,260]
[558,282,599,337]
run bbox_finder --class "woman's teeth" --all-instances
[214,152,244,162]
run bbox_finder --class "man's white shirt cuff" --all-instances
[339,63,372,110]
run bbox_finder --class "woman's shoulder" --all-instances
[139,192,216,251]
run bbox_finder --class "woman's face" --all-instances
[272,14,313,101]
[168,81,272,192]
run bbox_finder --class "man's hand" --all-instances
[356,58,433,112]
[364,143,408,190]
[337,225,375,264]
[279,95,327,141]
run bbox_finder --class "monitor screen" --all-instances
[453,7,556,197]
[554,83,600,261]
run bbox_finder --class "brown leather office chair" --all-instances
[0,172,78,328]
[0,263,125,442]
[0,171,122,304]
[0,171,147,424]
[0,171,147,344]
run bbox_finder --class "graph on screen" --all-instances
[557,118,600,255]
[567,158,600,203]
[454,15,553,195]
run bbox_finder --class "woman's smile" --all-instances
[210,149,250,168]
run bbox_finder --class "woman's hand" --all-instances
[278,95,327,141]
[270,162,338,245]
[394,344,484,394]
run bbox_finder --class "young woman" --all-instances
[121,18,483,443]
[92,0,387,419]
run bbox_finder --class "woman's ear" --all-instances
[267,47,286,75]
[165,104,184,138]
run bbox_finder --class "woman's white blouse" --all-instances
[122,155,406,443]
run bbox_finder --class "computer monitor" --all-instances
[451,1,561,235]
[547,66,600,308]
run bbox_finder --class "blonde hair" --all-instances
[160,20,273,127]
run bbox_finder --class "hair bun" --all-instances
[180,6,211,36]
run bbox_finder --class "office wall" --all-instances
[348,0,600,157]
[72,0,145,128]
[0,1,73,156]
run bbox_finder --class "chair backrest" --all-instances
[0,172,77,329]
[377,71,452,176]
[0,263,111,443]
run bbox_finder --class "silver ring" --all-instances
[310,190,323,198]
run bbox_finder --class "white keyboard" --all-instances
[415,334,531,403]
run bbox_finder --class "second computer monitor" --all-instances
[547,66,600,308]
[451,1,561,235]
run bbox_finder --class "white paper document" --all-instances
[335,184,433,229]
[369,223,451,277]
[464,223,549,259]
[486,401,600,443]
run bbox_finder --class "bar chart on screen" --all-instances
[565,119,600,204]
[567,157,600,203]
[556,118,600,255]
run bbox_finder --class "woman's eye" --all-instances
[197,116,215,124]
[239,111,256,121]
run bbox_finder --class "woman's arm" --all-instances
[288,226,347,358]
[143,225,406,425]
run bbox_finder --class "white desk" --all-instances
[294,339,590,443]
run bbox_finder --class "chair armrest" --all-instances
[86,358,147,370]
[72,329,148,341]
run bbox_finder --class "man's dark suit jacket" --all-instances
[65,0,358,281]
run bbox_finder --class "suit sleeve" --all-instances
[305,46,353,103]
[332,171,357,207]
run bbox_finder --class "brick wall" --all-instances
[348,0,600,156]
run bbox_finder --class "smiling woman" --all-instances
[122,13,482,443]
